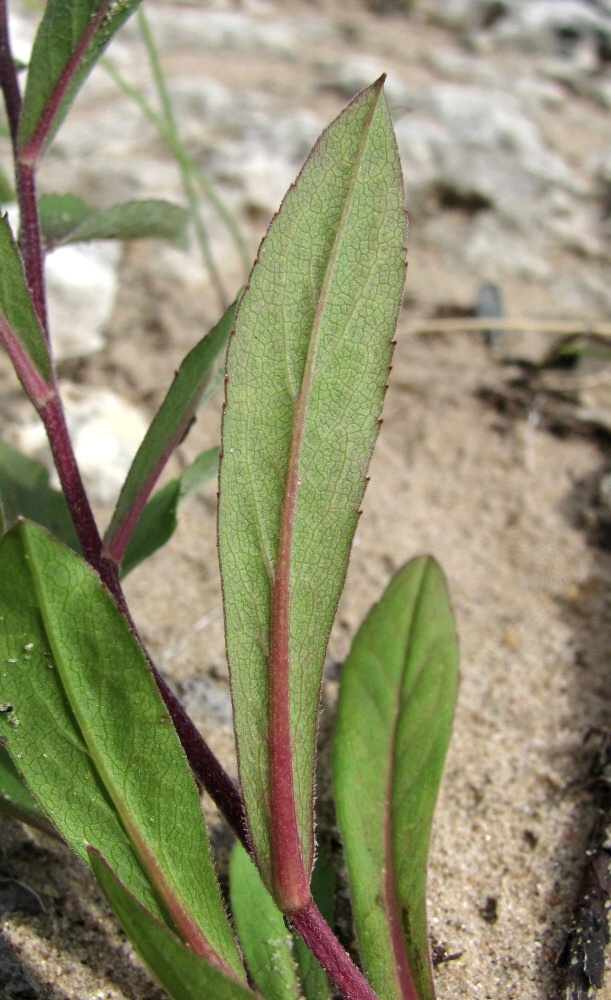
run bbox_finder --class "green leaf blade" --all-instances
[104,302,236,568]
[230,841,301,1000]
[0,525,164,921]
[333,557,458,1000]
[19,0,143,156]
[0,522,244,979]
[0,217,51,385]
[90,850,256,1000]
[218,79,407,904]
[39,194,190,248]
[0,440,80,550]
[119,448,220,577]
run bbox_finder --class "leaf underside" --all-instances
[333,556,458,1000]
[218,78,407,901]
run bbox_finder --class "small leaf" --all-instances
[90,849,256,1000]
[0,440,79,551]
[218,78,407,907]
[0,745,56,836]
[333,557,458,1000]
[119,448,218,576]
[0,217,51,385]
[39,194,189,249]
[19,0,144,157]
[104,301,237,567]
[230,841,300,1000]
[0,522,245,979]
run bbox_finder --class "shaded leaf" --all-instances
[0,522,245,979]
[19,0,143,156]
[0,440,79,551]
[333,557,458,1000]
[120,447,218,577]
[39,193,189,249]
[104,301,237,567]
[90,849,256,1000]
[0,165,14,203]
[218,79,406,905]
[230,841,300,1000]
[0,745,56,836]
[0,217,51,384]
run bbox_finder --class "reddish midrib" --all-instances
[383,715,421,1000]
[268,383,310,911]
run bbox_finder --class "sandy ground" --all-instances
[2,1,611,998]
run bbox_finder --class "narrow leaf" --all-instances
[218,78,407,907]
[90,849,256,1000]
[0,440,79,551]
[119,447,218,577]
[104,301,236,567]
[0,217,51,385]
[18,0,143,157]
[39,194,189,249]
[230,841,300,1000]
[0,522,245,979]
[333,557,458,1000]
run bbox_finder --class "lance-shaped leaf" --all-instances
[0,521,245,981]
[230,841,301,1000]
[90,850,256,1000]
[120,447,220,577]
[218,78,406,909]
[39,194,189,249]
[104,300,236,567]
[18,0,143,160]
[0,216,52,392]
[333,557,458,1000]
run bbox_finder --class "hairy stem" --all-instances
[290,898,379,1000]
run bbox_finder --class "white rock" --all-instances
[45,243,121,359]
[14,383,149,507]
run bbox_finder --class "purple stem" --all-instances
[291,898,379,1000]
[0,11,382,996]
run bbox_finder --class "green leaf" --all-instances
[0,165,14,203]
[104,301,237,568]
[90,849,256,1000]
[217,78,406,906]
[0,440,80,551]
[333,557,458,1000]
[39,194,189,249]
[119,447,218,577]
[0,745,56,835]
[0,521,245,980]
[0,217,51,384]
[230,841,300,1000]
[18,0,143,156]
